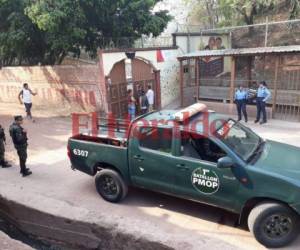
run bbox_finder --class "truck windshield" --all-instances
[215,120,261,162]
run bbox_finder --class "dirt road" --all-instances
[0,104,300,250]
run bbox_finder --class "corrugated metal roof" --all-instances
[178,45,300,59]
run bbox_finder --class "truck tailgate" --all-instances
[68,135,129,181]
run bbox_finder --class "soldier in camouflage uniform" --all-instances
[0,124,11,168]
[9,116,32,177]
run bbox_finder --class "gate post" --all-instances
[230,56,236,104]
[98,50,108,113]
[179,60,184,107]
[195,58,200,101]
[272,56,280,118]
[154,70,161,110]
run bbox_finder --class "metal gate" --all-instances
[274,68,300,122]
[106,57,160,118]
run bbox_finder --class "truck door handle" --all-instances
[133,155,144,161]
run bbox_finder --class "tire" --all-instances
[248,202,300,248]
[95,169,128,203]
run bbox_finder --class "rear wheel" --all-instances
[95,169,128,203]
[248,202,299,248]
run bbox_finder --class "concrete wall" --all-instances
[0,194,172,250]
[0,64,107,115]
[102,48,181,108]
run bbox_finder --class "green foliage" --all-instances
[0,0,171,66]
[186,0,299,28]
[221,0,278,25]
[288,0,300,19]
[0,0,44,65]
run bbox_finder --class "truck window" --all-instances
[139,127,172,154]
[181,132,226,163]
[181,132,202,160]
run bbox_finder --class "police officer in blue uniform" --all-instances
[235,85,248,122]
[255,81,271,124]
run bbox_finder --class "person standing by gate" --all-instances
[127,89,136,120]
[255,81,271,125]
[18,83,37,121]
[146,85,154,112]
[139,90,149,115]
[234,85,248,122]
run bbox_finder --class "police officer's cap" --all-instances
[14,115,23,121]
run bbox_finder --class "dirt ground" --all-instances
[1,103,300,250]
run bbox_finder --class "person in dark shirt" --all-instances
[0,124,11,168]
[139,90,149,114]
[9,116,32,177]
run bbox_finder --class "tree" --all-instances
[79,0,171,55]
[288,0,300,19]
[190,0,300,27]
[0,0,45,65]
[185,0,221,29]
[25,0,87,64]
[0,0,171,66]
[221,0,277,26]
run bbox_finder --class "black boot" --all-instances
[1,160,12,168]
[22,168,32,177]
[20,159,31,177]
[1,160,11,168]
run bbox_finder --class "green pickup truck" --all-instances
[68,104,300,248]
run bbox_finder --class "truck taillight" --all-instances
[67,145,71,159]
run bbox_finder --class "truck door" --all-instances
[128,126,177,193]
[173,132,240,210]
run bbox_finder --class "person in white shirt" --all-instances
[18,83,37,121]
[146,85,154,112]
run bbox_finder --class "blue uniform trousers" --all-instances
[236,100,248,121]
[256,97,267,122]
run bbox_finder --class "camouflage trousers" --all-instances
[0,140,4,163]
[15,145,27,173]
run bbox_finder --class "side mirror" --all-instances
[217,156,234,169]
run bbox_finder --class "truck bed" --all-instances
[68,133,130,181]
[75,116,130,147]
[72,131,127,147]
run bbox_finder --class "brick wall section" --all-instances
[0,64,107,115]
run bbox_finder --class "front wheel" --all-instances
[95,169,128,203]
[248,202,299,248]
